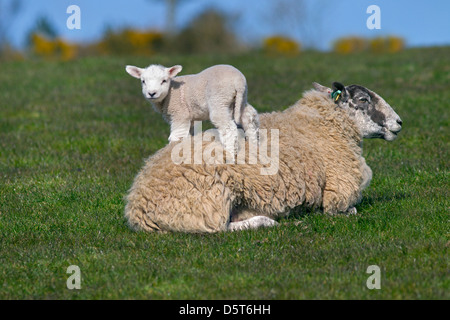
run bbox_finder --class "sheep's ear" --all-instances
[331,82,349,104]
[168,65,182,78]
[332,82,345,92]
[313,82,331,93]
[126,65,143,79]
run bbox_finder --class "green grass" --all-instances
[0,48,448,299]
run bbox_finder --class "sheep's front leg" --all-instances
[168,119,191,142]
[228,216,279,232]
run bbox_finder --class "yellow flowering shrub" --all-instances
[31,33,56,57]
[97,29,163,56]
[263,36,301,56]
[55,39,77,61]
[369,37,387,53]
[31,33,78,61]
[333,37,367,54]
[386,36,405,53]
[369,36,405,53]
[334,36,405,54]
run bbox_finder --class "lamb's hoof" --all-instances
[254,216,279,228]
[346,207,357,215]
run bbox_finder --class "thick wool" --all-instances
[125,90,366,233]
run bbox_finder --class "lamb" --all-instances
[125,64,259,160]
[124,82,402,233]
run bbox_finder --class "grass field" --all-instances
[0,47,448,299]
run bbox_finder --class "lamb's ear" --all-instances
[126,65,143,79]
[313,82,331,93]
[168,65,182,78]
[331,82,349,104]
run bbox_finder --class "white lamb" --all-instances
[125,64,259,159]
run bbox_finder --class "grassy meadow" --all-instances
[0,47,448,299]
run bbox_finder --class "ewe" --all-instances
[125,64,259,160]
[125,82,402,233]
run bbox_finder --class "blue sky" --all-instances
[4,0,450,51]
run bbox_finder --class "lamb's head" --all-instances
[126,64,183,103]
[313,82,402,141]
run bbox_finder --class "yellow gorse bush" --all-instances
[30,29,163,60]
[96,29,163,56]
[263,36,301,56]
[32,33,55,56]
[27,27,404,60]
[386,36,405,53]
[369,36,405,53]
[31,33,77,61]
[56,38,77,61]
[334,36,405,54]
[333,36,367,54]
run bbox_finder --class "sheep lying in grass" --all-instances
[125,64,259,160]
[124,82,402,233]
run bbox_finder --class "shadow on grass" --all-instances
[358,190,410,209]
[278,190,411,222]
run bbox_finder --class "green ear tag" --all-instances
[331,90,342,102]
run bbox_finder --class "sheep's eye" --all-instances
[161,79,167,84]
[359,98,369,103]
[141,80,145,84]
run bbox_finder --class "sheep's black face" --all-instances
[314,82,403,141]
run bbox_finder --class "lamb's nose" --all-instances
[149,92,156,98]
[397,119,403,126]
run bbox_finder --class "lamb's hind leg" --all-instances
[209,106,238,162]
[240,103,260,146]
[228,216,279,232]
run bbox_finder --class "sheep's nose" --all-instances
[149,92,156,98]
[397,119,403,126]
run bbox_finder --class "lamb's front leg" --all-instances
[168,119,191,142]
[228,216,279,232]
[241,103,260,146]
[189,120,203,136]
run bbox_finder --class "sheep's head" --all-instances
[313,82,403,141]
[126,64,183,103]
